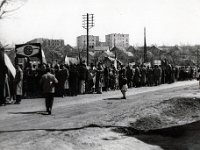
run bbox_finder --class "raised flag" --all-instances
[4,53,16,78]
[41,49,47,64]
[65,55,70,65]
[114,58,117,69]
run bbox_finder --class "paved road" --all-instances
[0,80,199,150]
[0,80,197,130]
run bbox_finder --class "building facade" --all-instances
[27,38,65,47]
[77,35,100,50]
[105,33,129,49]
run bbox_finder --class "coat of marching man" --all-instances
[40,68,58,115]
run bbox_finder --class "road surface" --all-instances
[0,80,199,150]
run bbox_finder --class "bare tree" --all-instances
[0,0,27,48]
[0,0,26,19]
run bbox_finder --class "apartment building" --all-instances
[77,35,100,50]
[105,33,129,49]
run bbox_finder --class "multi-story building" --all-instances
[105,33,129,49]
[99,42,107,47]
[77,35,100,50]
[27,38,65,47]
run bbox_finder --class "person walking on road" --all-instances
[40,68,58,115]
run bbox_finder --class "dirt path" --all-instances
[0,80,199,150]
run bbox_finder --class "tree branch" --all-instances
[0,0,7,11]
[0,0,26,19]
[0,10,6,19]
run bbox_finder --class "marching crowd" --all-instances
[1,63,196,108]
[0,61,197,107]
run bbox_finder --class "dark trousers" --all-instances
[44,93,54,112]
[16,95,21,103]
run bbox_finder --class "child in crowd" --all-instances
[120,74,128,99]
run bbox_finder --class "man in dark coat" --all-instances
[103,66,109,91]
[69,65,79,96]
[56,65,69,97]
[134,66,141,87]
[126,65,133,88]
[141,65,147,86]
[40,68,58,115]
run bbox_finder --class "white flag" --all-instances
[65,55,70,65]
[41,49,47,64]
[114,59,117,69]
[4,53,16,78]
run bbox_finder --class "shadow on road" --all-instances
[113,120,200,150]
[8,111,49,115]
[103,97,123,100]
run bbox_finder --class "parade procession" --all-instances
[2,0,200,150]
[0,42,197,107]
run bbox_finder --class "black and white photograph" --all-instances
[0,0,200,149]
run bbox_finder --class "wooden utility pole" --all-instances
[82,13,94,66]
[144,27,147,63]
[197,48,199,67]
[114,35,117,59]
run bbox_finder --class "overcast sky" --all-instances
[0,0,200,46]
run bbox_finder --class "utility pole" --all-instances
[197,48,199,67]
[82,13,94,66]
[144,27,147,63]
[114,34,117,59]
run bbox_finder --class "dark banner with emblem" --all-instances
[15,43,43,63]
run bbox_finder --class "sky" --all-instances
[0,0,200,47]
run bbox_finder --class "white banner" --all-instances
[153,60,161,65]
[65,55,79,65]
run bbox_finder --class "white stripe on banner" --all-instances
[4,53,16,78]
